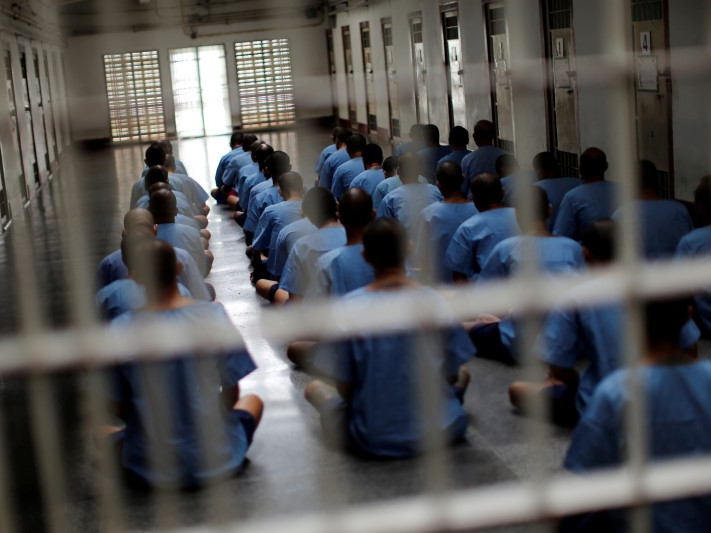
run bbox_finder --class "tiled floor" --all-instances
[0,130,572,532]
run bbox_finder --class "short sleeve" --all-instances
[372,182,387,210]
[553,195,578,240]
[480,243,508,280]
[376,195,394,219]
[279,245,303,295]
[541,307,582,369]
[443,226,475,278]
[252,211,274,252]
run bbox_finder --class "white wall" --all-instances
[65,22,332,141]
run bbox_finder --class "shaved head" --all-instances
[398,153,424,184]
[580,147,608,180]
[338,188,373,227]
[471,172,504,210]
[148,189,178,220]
[123,208,155,233]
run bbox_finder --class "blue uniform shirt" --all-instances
[252,200,303,276]
[460,145,508,194]
[96,248,210,301]
[535,177,583,231]
[437,149,471,167]
[156,223,207,277]
[314,244,375,297]
[318,148,350,191]
[376,183,443,235]
[222,151,254,188]
[613,199,694,259]
[108,302,256,488]
[167,173,209,209]
[542,277,700,414]
[215,147,244,187]
[273,218,318,278]
[96,279,192,321]
[676,227,711,334]
[418,146,453,183]
[312,286,474,458]
[350,168,384,197]
[564,360,711,533]
[443,208,520,281]
[236,163,260,201]
[240,171,266,213]
[331,157,365,199]
[395,140,424,156]
[245,186,282,233]
[372,176,402,210]
[415,202,479,282]
[316,143,338,175]
[553,181,618,241]
[280,226,347,296]
[136,190,196,217]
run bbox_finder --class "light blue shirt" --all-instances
[280,226,347,296]
[252,200,302,276]
[418,146,453,183]
[415,202,480,283]
[376,183,444,235]
[236,163,260,201]
[564,360,711,533]
[245,186,282,233]
[542,277,700,414]
[331,157,365,199]
[96,279,192,321]
[553,181,618,241]
[437,149,471,167]
[613,199,694,259]
[676,227,711,334]
[350,168,384,197]
[460,145,508,194]
[96,248,210,301]
[395,140,424,156]
[108,302,256,488]
[156,223,207,277]
[311,286,474,458]
[215,146,243,187]
[535,177,583,231]
[240,171,266,213]
[222,151,254,187]
[443,208,520,280]
[273,218,318,278]
[316,143,338,175]
[372,176,402,210]
[318,148,350,191]
[168,172,209,209]
[314,244,375,297]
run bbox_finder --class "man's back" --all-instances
[460,145,507,194]
[253,200,303,276]
[245,186,282,233]
[314,244,375,297]
[565,360,711,532]
[376,183,444,235]
[350,169,384,197]
[443,207,520,281]
[372,176,403,209]
[553,181,617,241]
[535,177,582,230]
[156,223,206,276]
[319,149,351,191]
[273,218,317,279]
[613,199,694,259]
[332,157,364,198]
[109,302,256,488]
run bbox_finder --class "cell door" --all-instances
[3,47,27,201]
[341,26,358,127]
[360,23,377,134]
[544,0,581,177]
[32,47,52,172]
[485,3,515,153]
[382,20,401,140]
[442,9,466,129]
[19,51,40,190]
[41,48,58,162]
[410,15,429,124]
[631,0,673,197]
[326,29,338,119]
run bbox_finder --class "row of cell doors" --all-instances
[328,0,674,196]
[0,33,70,229]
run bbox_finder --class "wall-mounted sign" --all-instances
[554,58,571,89]
[555,38,565,59]
[640,31,651,56]
[637,56,658,92]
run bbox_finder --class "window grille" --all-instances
[632,0,663,22]
[234,39,296,129]
[103,50,166,143]
[547,0,572,30]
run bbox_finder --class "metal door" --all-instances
[326,29,338,119]
[32,47,51,173]
[410,15,429,124]
[360,22,377,134]
[485,3,514,153]
[41,46,58,163]
[341,26,358,128]
[19,50,40,191]
[442,9,466,129]
[631,0,673,197]
[544,0,581,177]
[3,46,28,201]
[382,20,401,140]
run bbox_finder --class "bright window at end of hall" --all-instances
[103,50,166,143]
[234,39,296,129]
[169,45,231,138]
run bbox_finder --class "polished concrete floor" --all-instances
[0,131,575,532]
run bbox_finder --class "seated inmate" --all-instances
[102,240,263,490]
[304,218,474,458]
